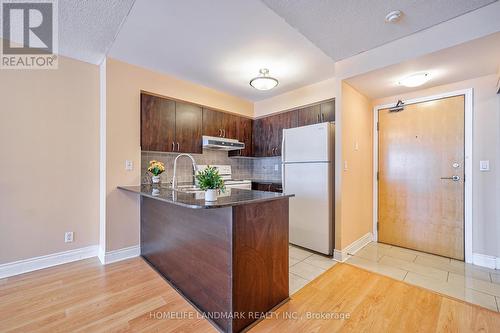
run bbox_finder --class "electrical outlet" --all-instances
[65,232,74,243]
[125,160,133,171]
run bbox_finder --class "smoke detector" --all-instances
[385,10,402,23]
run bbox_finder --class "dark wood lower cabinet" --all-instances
[252,182,283,193]
[141,197,289,333]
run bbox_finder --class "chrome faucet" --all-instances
[172,153,198,189]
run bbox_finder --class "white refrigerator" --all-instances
[282,122,335,255]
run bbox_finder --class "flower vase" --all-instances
[152,175,161,184]
[205,189,217,202]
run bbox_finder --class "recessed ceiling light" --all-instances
[249,68,279,91]
[398,72,431,87]
[385,10,402,23]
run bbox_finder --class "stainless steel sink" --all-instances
[167,185,204,193]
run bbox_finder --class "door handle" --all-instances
[223,129,226,137]
[440,175,460,181]
[177,142,180,151]
[172,142,175,151]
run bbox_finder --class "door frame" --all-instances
[372,89,473,263]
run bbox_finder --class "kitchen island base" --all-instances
[140,196,289,333]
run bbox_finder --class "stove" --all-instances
[196,165,252,190]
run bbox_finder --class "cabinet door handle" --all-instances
[218,129,221,137]
[223,129,226,138]
[177,142,180,151]
[172,142,175,151]
[321,113,324,122]
[317,114,320,123]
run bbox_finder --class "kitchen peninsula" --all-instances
[118,185,293,333]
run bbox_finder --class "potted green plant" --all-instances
[196,166,225,202]
[147,160,165,184]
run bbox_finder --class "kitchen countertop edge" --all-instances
[118,185,293,209]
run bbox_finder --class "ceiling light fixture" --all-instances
[398,72,431,87]
[385,10,402,23]
[249,68,278,91]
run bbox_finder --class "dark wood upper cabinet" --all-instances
[271,111,298,156]
[141,94,176,152]
[253,110,297,157]
[321,100,335,123]
[298,100,335,126]
[228,116,253,157]
[203,108,240,139]
[223,114,240,140]
[141,93,202,154]
[175,102,203,154]
[142,92,333,158]
[252,118,266,157]
[202,108,224,137]
[298,104,321,127]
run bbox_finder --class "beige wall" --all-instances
[373,74,500,257]
[0,56,100,263]
[254,78,336,117]
[105,58,253,251]
[338,82,373,249]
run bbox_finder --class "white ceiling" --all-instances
[261,0,498,61]
[345,32,500,99]
[4,0,135,64]
[58,0,135,64]
[108,0,336,101]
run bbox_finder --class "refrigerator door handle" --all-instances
[281,133,285,193]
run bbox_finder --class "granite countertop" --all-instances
[118,184,293,209]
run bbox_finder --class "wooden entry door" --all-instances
[378,95,465,260]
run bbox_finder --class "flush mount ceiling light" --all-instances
[398,72,431,87]
[385,10,402,23]
[249,68,279,91]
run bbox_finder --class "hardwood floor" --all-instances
[0,257,499,332]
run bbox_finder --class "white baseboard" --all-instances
[333,232,373,262]
[0,245,98,279]
[99,245,140,265]
[472,252,500,270]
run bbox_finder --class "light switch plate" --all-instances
[480,160,490,171]
[125,160,133,171]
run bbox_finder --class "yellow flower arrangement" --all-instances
[147,160,165,176]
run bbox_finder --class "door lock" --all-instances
[440,175,460,181]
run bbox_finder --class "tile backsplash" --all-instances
[141,150,282,184]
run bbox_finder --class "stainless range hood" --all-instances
[202,136,245,151]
